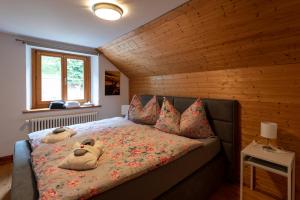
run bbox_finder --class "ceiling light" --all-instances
[93,3,123,21]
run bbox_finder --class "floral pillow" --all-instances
[180,99,214,138]
[154,98,181,134]
[128,95,160,125]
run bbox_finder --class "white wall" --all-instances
[98,55,129,119]
[0,32,27,157]
[0,32,129,157]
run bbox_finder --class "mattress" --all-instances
[30,122,206,200]
[28,116,222,200]
[13,95,238,200]
[92,137,221,200]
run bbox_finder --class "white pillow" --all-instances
[58,141,104,171]
[41,128,76,144]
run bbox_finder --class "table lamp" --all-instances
[261,122,277,151]
[121,105,130,117]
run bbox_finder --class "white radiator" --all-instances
[26,112,99,132]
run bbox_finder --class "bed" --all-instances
[12,95,239,200]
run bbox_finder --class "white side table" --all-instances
[240,141,295,200]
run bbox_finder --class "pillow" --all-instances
[59,140,104,171]
[180,99,214,138]
[128,95,160,125]
[154,98,180,134]
[42,127,76,144]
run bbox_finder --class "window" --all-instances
[32,49,91,108]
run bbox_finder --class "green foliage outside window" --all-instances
[41,56,61,75]
[67,59,84,87]
[41,56,84,87]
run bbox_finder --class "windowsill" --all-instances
[23,105,102,114]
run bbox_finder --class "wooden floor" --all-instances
[0,162,281,200]
[210,183,281,200]
[0,163,12,200]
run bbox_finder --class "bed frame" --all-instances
[12,95,239,200]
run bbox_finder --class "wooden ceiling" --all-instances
[100,0,300,78]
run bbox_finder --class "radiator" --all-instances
[26,112,99,132]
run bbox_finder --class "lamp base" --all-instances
[262,145,276,152]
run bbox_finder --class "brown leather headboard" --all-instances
[140,95,239,182]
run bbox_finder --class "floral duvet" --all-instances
[29,117,202,200]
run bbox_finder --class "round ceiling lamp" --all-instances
[93,2,123,21]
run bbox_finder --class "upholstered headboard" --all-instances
[140,95,239,182]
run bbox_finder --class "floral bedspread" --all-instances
[30,117,202,200]
[28,117,133,150]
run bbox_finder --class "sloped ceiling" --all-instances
[0,0,189,47]
[100,0,300,77]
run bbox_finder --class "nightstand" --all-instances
[240,141,295,200]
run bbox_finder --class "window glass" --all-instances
[67,58,84,100]
[41,55,62,101]
[32,49,91,109]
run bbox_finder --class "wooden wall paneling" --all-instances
[100,0,300,198]
[130,64,300,199]
[100,0,300,78]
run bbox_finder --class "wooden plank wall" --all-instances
[100,0,300,199]
[101,0,300,78]
[130,65,300,199]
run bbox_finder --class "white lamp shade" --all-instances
[261,122,277,139]
[121,105,130,115]
[93,3,123,21]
